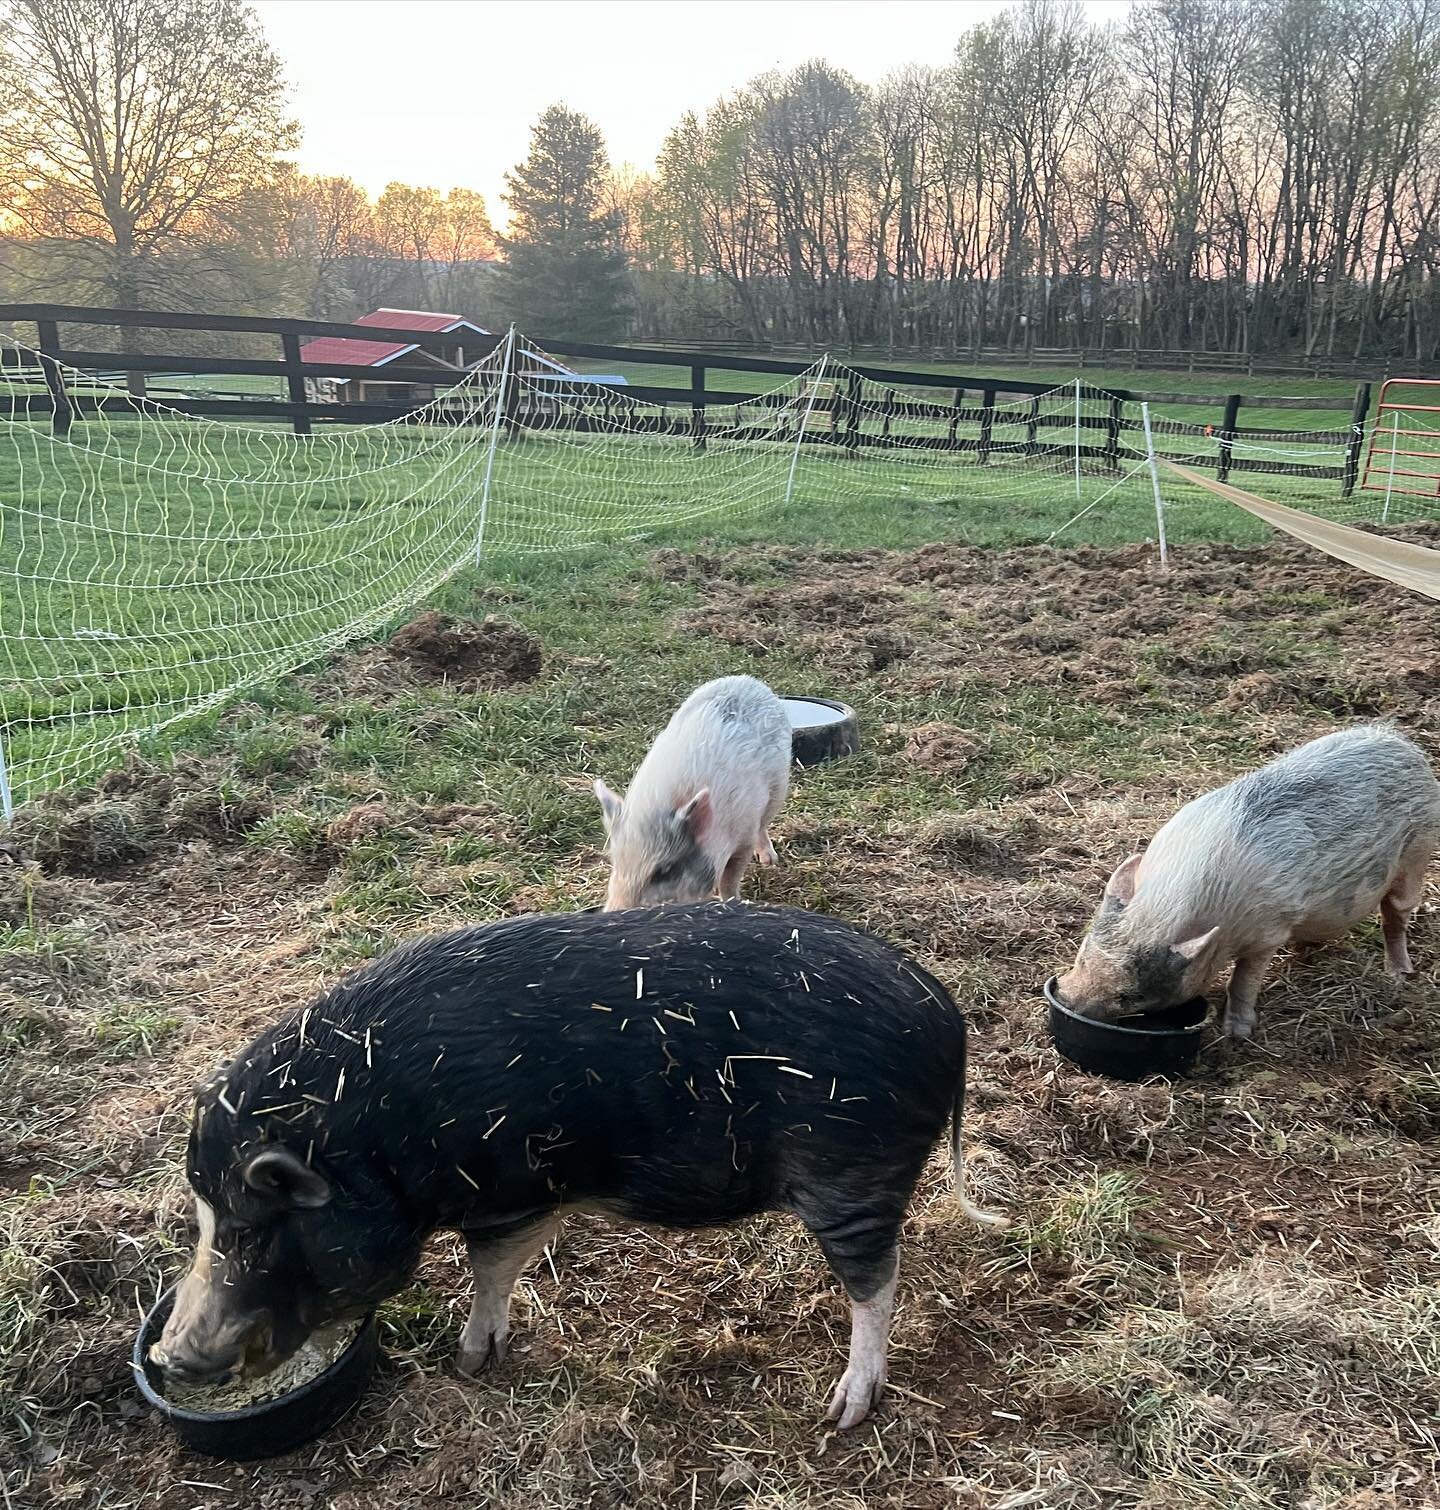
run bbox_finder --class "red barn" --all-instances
[300,309,492,403]
[299,308,627,404]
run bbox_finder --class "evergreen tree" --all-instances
[501,105,630,340]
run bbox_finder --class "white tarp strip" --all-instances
[1163,462,1440,604]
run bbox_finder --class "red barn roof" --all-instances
[297,336,420,368]
[355,309,491,336]
[298,310,490,370]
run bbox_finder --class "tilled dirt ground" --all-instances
[3,537,1439,1509]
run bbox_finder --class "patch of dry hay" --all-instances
[6,755,273,873]
[1031,1254,1440,1508]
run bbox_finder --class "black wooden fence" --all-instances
[0,304,1373,494]
[633,336,1437,384]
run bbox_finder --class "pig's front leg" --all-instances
[459,1214,560,1374]
[1223,947,1279,1039]
[719,849,752,900]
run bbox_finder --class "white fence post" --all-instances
[476,324,516,565]
[1141,400,1168,570]
[1382,410,1399,523]
[0,727,13,824]
[1073,376,1082,500]
[785,354,828,508]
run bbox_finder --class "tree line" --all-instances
[1,0,1437,361]
[635,0,1440,360]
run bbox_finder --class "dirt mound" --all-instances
[388,612,541,689]
[323,800,500,852]
[323,803,394,848]
[8,757,271,873]
[904,723,988,773]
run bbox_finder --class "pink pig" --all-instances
[595,676,791,910]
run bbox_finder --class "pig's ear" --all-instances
[242,1147,331,1210]
[1171,925,1220,963]
[1102,853,1143,910]
[674,788,713,842]
[593,780,624,830]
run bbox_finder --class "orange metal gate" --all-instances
[1361,378,1440,499]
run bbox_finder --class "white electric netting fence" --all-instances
[0,329,829,808]
[1,329,1436,813]
[804,370,1165,541]
[488,333,822,554]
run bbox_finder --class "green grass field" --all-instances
[62,352,1379,436]
[0,347,1417,811]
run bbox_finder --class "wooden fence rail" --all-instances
[630,336,1437,383]
[0,303,1374,495]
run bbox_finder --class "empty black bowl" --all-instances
[784,696,860,766]
[1044,977,1210,1081]
[133,1287,379,1461]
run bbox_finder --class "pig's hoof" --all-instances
[457,1331,508,1376]
[1222,1012,1254,1040]
[825,1366,885,1430]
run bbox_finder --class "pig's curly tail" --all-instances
[951,1084,1009,1230]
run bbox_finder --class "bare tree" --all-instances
[430,188,497,311]
[641,0,1440,363]
[278,173,377,319]
[657,97,773,341]
[0,0,295,314]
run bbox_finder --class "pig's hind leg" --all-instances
[824,1250,898,1431]
[458,1213,560,1375]
[797,1198,905,1430]
[755,784,785,866]
[1381,853,1428,976]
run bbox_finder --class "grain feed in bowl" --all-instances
[157,1320,361,1413]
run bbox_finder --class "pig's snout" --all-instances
[152,1310,281,1383]
[148,1337,237,1385]
[152,1307,275,1379]
[154,1213,281,1386]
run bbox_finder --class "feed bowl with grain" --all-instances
[133,1288,379,1460]
[1044,976,1210,1081]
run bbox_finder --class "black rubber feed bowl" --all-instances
[784,696,860,766]
[133,1288,379,1461]
[1044,977,1210,1081]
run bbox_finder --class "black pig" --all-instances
[152,902,1006,1429]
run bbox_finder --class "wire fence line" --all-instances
[1,329,1435,815]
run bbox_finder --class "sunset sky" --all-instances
[251,0,1132,228]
